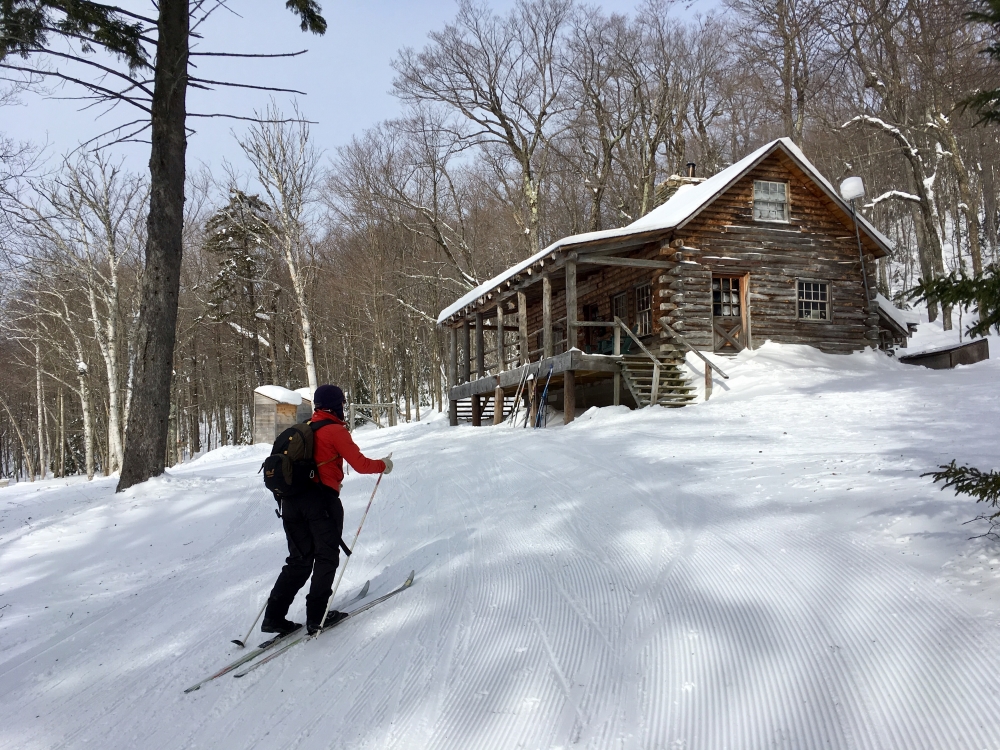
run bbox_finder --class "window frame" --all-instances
[634,283,652,336]
[712,276,743,319]
[611,292,628,326]
[753,179,790,224]
[795,278,833,323]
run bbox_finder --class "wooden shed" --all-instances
[438,138,903,426]
[253,386,303,444]
[898,339,990,369]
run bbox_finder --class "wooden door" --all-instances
[712,275,748,353]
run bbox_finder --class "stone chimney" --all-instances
[652,164,707,210]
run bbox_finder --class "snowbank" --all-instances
[3,342,1000,749]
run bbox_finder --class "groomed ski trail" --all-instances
[2,342,1000,748]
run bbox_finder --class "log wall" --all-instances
[658,152,879,357]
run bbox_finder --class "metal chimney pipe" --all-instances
[686,162,696,178]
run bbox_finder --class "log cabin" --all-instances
[437,137,906,426]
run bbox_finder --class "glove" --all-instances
[381,456,393,475]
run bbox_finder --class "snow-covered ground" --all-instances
[2,321,999,749]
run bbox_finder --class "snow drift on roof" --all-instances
[254,385,302,405]
[876,293,920,334]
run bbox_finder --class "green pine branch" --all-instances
[924,461,1000,517]
[909,264,1000,338]
[1,0,150,71]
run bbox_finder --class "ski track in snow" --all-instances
[2,340,1000,748]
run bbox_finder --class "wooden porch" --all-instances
[445,315,705,426]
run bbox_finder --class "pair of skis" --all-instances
[183,570,414,693]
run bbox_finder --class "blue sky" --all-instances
[3,0,711,177]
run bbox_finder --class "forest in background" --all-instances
[0,0,997,480]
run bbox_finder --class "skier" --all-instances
[262,384,392,636]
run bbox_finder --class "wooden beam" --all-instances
[496,304,505,373]
[518,291,529,366]
[462,319,471,383]
[563,369,575,424]
[493,381,505,425]
[577,256,673,270]
[448,328,458,426]
[565,259,578,352]
[613,324,621,406]
[475,312,485,379]
[542,275,553,359]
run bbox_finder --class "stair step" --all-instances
[625,377,691,384]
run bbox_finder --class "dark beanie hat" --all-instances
[314,385,345,419]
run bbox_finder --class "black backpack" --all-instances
[261,419,335,501]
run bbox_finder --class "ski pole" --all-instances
[316,452,390,631]
[232,600,268,648]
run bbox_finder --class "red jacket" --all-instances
[311,409,385,491]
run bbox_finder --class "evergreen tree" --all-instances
[912,265,1000,338]
[203,190,274,389]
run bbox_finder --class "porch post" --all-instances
[613,323,621,406]
[496,304,505,373]
[475,312,485,379]
[542,275,553,359]
[563,369,575,424]
[473,313,484,426]
[462,319,471,383]
[565,259,577,352]
[448,327,458,426]
[517,291,529,365]
[493,379,504,425]
[528,378,539,427]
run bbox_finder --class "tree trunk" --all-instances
[35,341,46,480]
[78,373,95,481]
[189,335,201,454]
[89,286,124,472]
[58,389,65,477]
[117,0,189,491]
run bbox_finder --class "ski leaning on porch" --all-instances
[182,580,371,694]
[233,570,416,679]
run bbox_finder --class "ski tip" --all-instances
[183,685,201,694]
[358,580,370,599]
[231,639,245,648]
[404,570,415,587]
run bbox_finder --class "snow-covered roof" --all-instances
[295,387,314,404]
[437,138,895,325]
[876,293,920,335]
[254,385,302,405]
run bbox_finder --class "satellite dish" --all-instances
[840,176,865,202]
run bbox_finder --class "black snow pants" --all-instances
[266,485,345,626]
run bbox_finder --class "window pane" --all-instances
[754,180,788,222]
[636,284,651,335]
[797,280,829,320]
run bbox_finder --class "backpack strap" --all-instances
[309,419,339,468]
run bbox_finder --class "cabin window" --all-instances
[712,277,741,318]
[635,284,652,335]
[753,180,789,222]
[611,292,627,324]
[797,280,830,320]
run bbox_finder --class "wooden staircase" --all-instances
[619,355,697,408]
[454,396,517,423]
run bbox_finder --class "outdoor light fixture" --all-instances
[840,176,873,336]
